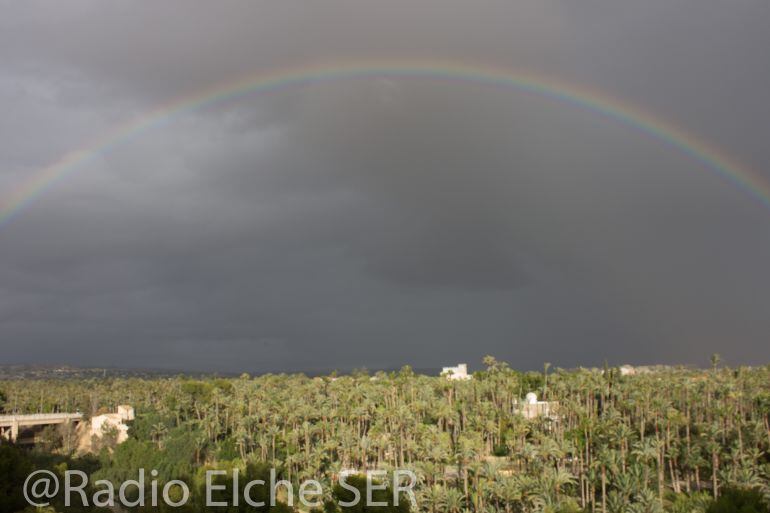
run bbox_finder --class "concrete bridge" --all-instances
[0,413,83,443]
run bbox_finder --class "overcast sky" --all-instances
[1,1,769,373]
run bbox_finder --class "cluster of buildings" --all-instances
[440,363,558,420]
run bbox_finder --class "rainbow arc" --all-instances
[2,60,767,227]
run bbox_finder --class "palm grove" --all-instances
[2,357,770,513]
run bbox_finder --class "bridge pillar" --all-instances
[10,420,19,442]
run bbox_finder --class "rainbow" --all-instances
[2,60,768,227]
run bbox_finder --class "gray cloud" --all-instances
[1,0,769,373]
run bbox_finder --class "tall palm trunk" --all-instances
[601,464,607,513]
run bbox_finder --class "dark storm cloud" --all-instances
[1,0,770,373]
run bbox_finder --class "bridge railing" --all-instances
[0,413,83,424]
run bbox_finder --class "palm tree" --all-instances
[710,353,722,373]
[441,487,465,513]
[419,484,445,513]
[150,422,168,449]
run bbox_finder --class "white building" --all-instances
[441,363,472,380]
[91,405,135,444]
[515,393,558,420]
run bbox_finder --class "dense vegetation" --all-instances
[2,357,770,512]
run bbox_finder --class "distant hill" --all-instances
[0,364,189,380]
[0,364,443,380]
